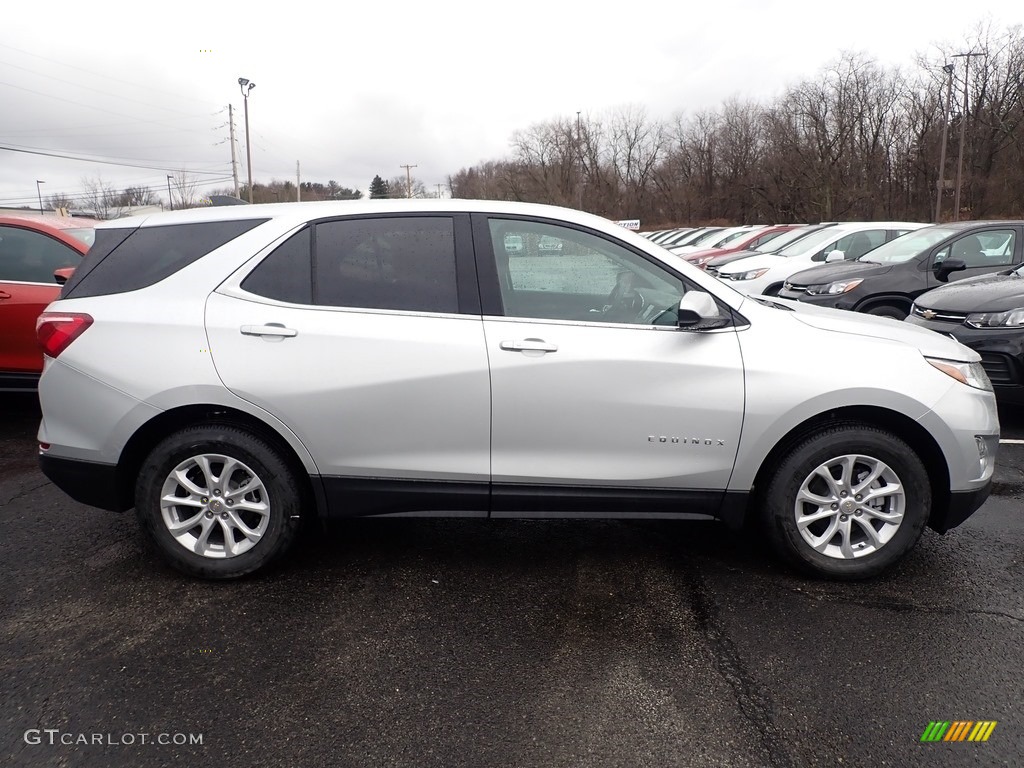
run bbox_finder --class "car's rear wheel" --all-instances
[135,425,302,579]
[761,424,931,579]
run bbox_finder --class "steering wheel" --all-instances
[593,271,647,323]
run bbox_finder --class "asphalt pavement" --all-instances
[2,393,1022,768]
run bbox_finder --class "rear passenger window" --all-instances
[314,217,458,313]
[64,219,267,299]
[241,228,312,304]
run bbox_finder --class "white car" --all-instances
[35,200,996,580]
[712,222,925,296]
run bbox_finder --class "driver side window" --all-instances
[488,219,685,326]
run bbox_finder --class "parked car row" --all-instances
[648,220,1024,404]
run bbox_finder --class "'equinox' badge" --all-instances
[648,436,725,446]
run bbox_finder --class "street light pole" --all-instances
[167,175,174,211]
[238,78,256,203]
[35,180,45,215]
[935,64,955,222]
[951,51,980,222]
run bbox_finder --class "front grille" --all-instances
[782,282,808,294]
[979,352,1020,387]
[706,267,720,277]
[911,305,968,323]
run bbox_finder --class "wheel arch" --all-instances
[742,405,950,531]
[116,404,324,519]
[854,294,914,315]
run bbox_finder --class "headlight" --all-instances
[925,357,993,391]
[806,278,864,295]
[966,308,1024,328]
[728,268,770,281]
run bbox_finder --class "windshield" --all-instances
[713,229,750,247]
[858,227,955,264]
[689,228,725,245]
[775,227,845,257]
[754,227,814,253]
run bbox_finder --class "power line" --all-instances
[0,58,210,117]
[0,41,219,108]
[0,143,230,175]
[0,80,216,135]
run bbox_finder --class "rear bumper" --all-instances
[929,481,992,534]
[39,454,131,512]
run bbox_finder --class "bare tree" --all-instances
[170,172,200,209]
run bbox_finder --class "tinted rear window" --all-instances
[241,227,312,304]
[63,219,267,299]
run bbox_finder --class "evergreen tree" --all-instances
[368,175,390,199]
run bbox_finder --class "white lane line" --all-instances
[1000,439,1024,445]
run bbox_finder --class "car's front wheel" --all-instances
[135,425,303,579]
[762,424,931,579]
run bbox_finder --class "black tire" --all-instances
[865,304,907,320]
[135,425,303,579]
[761,424,931,580]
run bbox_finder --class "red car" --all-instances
[0,215,95,390]
[680,225,801,269]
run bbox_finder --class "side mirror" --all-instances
[934,258,966,283]
[53,267,76,286]
[824,249,845,263]
[677,291,731,331]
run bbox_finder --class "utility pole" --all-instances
[952,51,981,222]
[436,183,443,198]
[400,164,417,198]
[35,180,45,214]
[934,64,954,222]
[166,175,174,211]
[228,104,240,199]
[296,161,301,202]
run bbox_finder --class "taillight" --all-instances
[36,312,93,358]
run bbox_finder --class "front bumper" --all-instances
[930,482,992,533]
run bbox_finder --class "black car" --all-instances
[906,269,1024,403]
[777,222,1024,319]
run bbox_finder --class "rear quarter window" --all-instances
[63,219,268,299]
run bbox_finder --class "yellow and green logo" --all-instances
[921,721,997,742]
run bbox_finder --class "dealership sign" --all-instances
[616,219,641,230]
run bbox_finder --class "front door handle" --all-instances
[0,290,11,299]
[499,338,558,353]
[240,323,298,338]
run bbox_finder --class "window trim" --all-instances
[230,212,480,317]
[469,212,733,328]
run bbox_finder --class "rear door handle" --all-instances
[0,290,11,299]
[240,323,298,338]
[499,338,558,353]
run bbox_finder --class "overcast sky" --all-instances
[1,1,1019,210]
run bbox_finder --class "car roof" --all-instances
[100,199,621,231]
[0,214,99,230]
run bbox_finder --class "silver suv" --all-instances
[36,200,999,580]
